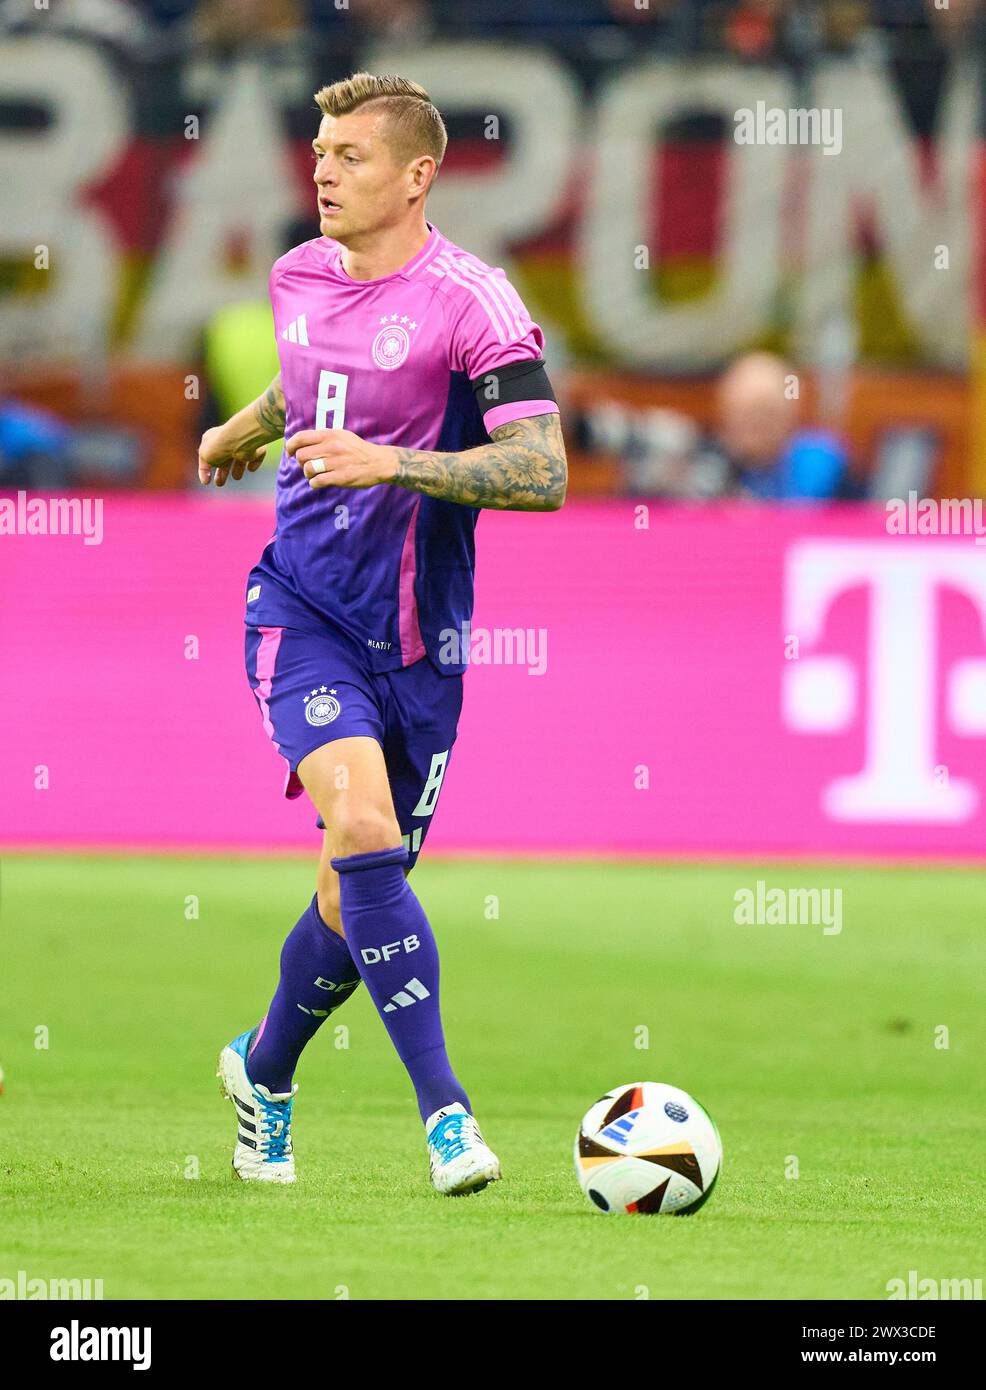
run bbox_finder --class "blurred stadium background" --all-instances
[3,0,986,857]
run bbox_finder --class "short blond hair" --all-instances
[314,72,447,170]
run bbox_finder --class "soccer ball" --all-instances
[574,1081,722,1215]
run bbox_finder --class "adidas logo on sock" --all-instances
[281,313,309,346]
[383,978,430,1012]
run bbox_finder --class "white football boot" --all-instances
[217,1029,297,1184]
[426,1102,501,1195]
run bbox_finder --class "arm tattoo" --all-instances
[253,373,285,441]
[391,412,567,511]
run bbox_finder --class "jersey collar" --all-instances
[322,223,444,285]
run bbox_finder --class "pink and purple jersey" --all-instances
[246,222,559,675]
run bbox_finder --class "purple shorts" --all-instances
[245,621,463,869]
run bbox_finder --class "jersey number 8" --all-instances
[316,369,348,430]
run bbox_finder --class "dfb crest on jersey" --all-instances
[304,687,341,727]
[372,314,417,371]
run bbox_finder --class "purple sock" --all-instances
[247,894,361,1093]
[331,846,470,1122]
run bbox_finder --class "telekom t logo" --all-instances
[783,542,986,822]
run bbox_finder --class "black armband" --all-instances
[469,357,557,415]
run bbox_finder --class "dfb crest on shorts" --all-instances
[304,687,341,727]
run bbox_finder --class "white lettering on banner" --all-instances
[582,62,790,369]
[783,542,986,823]
[0,42,973,367]
[364,41,578,266]
[134,62,297,359]
[797,61,973,371]
[0,38,126,360]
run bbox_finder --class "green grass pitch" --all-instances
[1,854,984,1301]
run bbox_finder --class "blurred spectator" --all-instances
[305,0,434,41]
[708,352,848,500]
[183,0,307,56]
[924,0,984,44]
[580,400,726,499]
[0,397,75,490]
[822,1,871,50]
[582,352,850,501]
[724,0,790,60]
[605,0,677,22]
[193,218,315,494]
[627,408,725,498]
[197,299,281,494]
[138,1,189,29]
[346,0,433,40]
[432,0,678,34]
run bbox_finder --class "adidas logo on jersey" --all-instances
[382,978,430,1012]
[281,314,309,346]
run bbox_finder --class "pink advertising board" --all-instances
[2,496,986,858]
